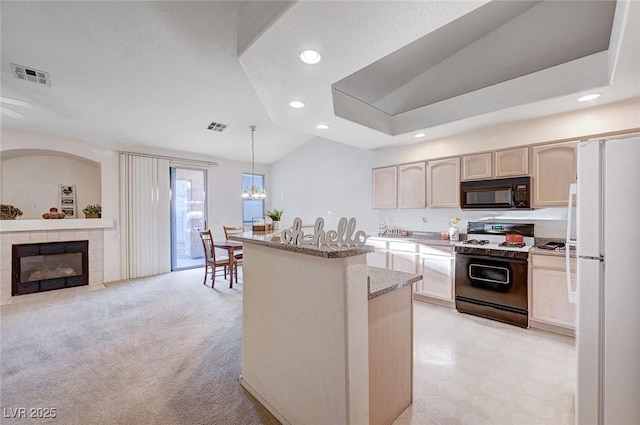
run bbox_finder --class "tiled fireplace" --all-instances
[1,223,108,303]
[12,240,89,295]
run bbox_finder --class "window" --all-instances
[242,173,265,225]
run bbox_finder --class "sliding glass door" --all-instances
[170,167,207,270]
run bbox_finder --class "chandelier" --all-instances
[242,125,266,199]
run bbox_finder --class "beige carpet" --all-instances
[1,269,280,425]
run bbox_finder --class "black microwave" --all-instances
[461,176,530,209]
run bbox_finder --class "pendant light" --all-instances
[242,125,266,199]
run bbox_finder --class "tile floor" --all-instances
[397,301,576,425]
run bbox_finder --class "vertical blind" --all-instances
[119,153,171,279]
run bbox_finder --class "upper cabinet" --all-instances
[427,157,460,208]
[495,147,529,177]
[462,153,492,181]
[532,141,578,207]
[398,162,426,208]
[372,166,397,209]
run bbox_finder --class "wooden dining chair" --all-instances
[198,230,234,289]
[223,225,244,263]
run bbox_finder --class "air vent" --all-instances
[11,64,50,86]
[206,121,227,132]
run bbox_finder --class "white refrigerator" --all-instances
[567,137,640,425]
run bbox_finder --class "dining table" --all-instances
[213,239,243,288]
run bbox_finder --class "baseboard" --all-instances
[413,293,455,308]
[530,319,575,337]
[239,376,292,425]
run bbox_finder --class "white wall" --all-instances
[1,153,101,219]
[373,97,640,167]
[270,137,378,233]
[205,158,269,243]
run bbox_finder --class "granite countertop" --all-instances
[367,266,422,300]
[530,247,576,257]
[367,234,459,247]
[230,231,374,259]
[531,238,576,257]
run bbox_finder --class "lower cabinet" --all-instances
[367,249,388,269]
[415,245,455,307]
[390,252,418,274]
[530,254,576,336]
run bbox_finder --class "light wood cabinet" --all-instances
[418,254,454,302]
[462,153,492,181]
[398,162,426,208]
[372,167,397,209]
[414,244,454,307]
[532,141,578,207]
[390,252,419,274]
[530,254,576,335]
[495,147,529,177]
[427,157,460,207]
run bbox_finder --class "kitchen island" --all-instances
[231,230,421,425]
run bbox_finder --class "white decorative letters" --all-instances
[282,217,368,248]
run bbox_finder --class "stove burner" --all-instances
[499,241,526,248]
[464,239,490,245]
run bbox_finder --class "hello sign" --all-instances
[282,217,369,248]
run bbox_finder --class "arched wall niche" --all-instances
[1,148,102,219]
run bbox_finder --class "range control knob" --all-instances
[485,249,492,255]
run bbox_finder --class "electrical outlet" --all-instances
[422,217,429,224]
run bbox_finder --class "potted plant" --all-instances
[266,208,284,230]
[82,203,102,219]
[0,204,23,220]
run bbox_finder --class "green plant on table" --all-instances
[266,208,284,221]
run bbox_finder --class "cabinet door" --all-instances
[372,167,397,209]
[390,252,418,274]
[495,147,529,177]
[462,153,492,181]
[532,142,577,207]
[398,162,426,208]
[417,254,454,301]
[427,157,460,207]
[531,257,577,329]
[367,249,388,269]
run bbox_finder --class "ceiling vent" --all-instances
[11,64,50,86]
[206,121,228,132]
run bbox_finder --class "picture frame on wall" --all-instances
[59,184,76,218]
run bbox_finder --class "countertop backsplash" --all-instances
[378,207,569,239]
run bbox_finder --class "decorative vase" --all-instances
[85,213,101,219]
[448,225,459,241]
[272,221,281,230]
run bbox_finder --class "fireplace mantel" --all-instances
[0,218,115,233]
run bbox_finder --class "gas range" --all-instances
[454,223,535,260]
[454,222,535,328]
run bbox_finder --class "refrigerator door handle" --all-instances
[566,183,577,304]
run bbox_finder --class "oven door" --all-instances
[455,253,528,320]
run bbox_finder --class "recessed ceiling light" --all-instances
[316,124,329,130]
[413,133,426,138]
[577,93,601,102]
[289,100,305,109]
[299,50,322,65]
